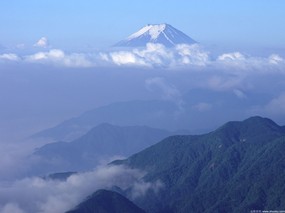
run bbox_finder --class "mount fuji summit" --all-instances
[114,23,197,47]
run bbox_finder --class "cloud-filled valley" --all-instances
[1,42,285,156]
[0,43,284,152]
[1,40,285,213]
[0,164,162,213]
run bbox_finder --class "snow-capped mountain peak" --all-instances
[128,24,167,40]
[114,23,197,47]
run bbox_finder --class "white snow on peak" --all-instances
[115,23,197,47]
[148,24,167,39]
[127,25,152,40]
[128,24,167,40]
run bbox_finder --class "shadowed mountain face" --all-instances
[113,116,285,213]
[32,123,173,173]
[66,189,145,213]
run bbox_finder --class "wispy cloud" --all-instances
[204,75,245,91]
[0,203,24,213]
[145,77,182,101]
[192,102,212,112]
[233,89,247,99]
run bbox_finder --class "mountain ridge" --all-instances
[112,116,285,212]
[31,90,273,142]
[31,100,181,141]
[32,123,174,174]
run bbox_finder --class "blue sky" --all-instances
[1,0,285,50]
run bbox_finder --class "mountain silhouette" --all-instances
[66,189,145,213]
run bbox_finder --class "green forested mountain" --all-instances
[113,116,285,213]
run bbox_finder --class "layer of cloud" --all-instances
[25,49,93,67]
[0,164,162,213]
[216,52,285,72]
[101,43,209,68]
[0,43,284,71]
[0,53,20,61]
[176,44,209,66]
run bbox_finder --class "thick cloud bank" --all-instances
[101,43,209,67]
[0,165,162,213]
[0,43,284,70]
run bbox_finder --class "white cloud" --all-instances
[268,54,284,65]
[175,44,209,66]
[26,49,93,68]
[215,52,285,73]
[109,51,146,66]
[0,54,20,61]
[134,43,174,66]
[131,180,163,199]
[218,52,246,61]
[27,49,64,61]
[101,43,172,67]
[0,44,284,71]
[0,164,162,213]
[34,37,49,48]
[100,45,285,71]
[216,52,254,71]
[101,43,209,68]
